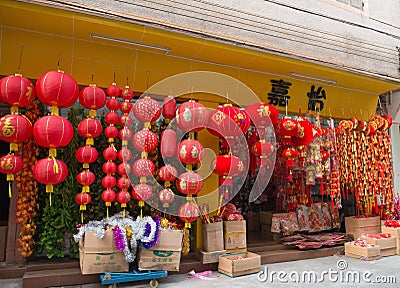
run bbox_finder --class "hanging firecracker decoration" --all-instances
[162,96,176,124]
[282,148,299,182]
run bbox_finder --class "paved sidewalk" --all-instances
[1,255,399,287]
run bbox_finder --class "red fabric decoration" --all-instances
[207,104,250,137]
[252,140,274,157]
[105,112,120,125]
[33,115,73,148]
[176,100,208,132]
[132,158,155,177]
[176,171,203,195]
[0,74,35,108]
[117,176,131,190]
[161,129,177,158]
[78,118,102,139]
[104,126,119,140]
[120,101,133,114]
[133,97,161,123]
[120,115,133,127]
[178,139,204,164]
[292,117,317,147]
[119,128,132,142]
[103,146,118,161]
[0,154,23,176]
[117,191,131,205]
[132,183,153,201]
[102,189,116,204]
[159,188,175,207]
[79,85,106,110]
[162,96,176,120]
[132,130,158,152]
[102,161,117,175]
[76,146,98,167]
[0,114,32,144]
[36,71,79,108]
[275,117,299,138]
[158,165,178,182]
[281,148,299,167]
[75,193,92,206]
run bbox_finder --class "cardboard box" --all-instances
[196,249,226,264]
[381,226,400,255]
[344,242,381,260]
[345,216,380,239]
[0,226,7,262]
[79,230,129,275]
[346,226,380,239]
[202,222,224,252]
[218,252,261,277]
[245,213,260,232]
[260,224,282,242]
[224,220,246,251]
[259,211,288,225]
[138,229,183,272]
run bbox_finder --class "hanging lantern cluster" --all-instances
[33,70,78,204]
[0,74,35,197]
[75,81,106,219]
[131,95,161,216]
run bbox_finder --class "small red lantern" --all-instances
[102,161,117,175]
[105,112,120,125]
[107,83,120,97]
[133,158,155,178]
[275,117,299,138]
[282,148,299,182]
[78,118,102,145]
[33,115,74,150]
[161,129,177,158]
[132,130,158,153]
[76,170,96,192]
[76,146,98,168]
[176,100,208,132]
[159,188,175,208]
[245,103,279,127]
[176,171,203,195]
[158,165,178,183]
[0,74,35,109]
[0,114,32,151]
[178,139,204,165]
[117,176,131,190]
[162,96,176,121]
[36,70,79,108]
[79,85,106,113]
[0,154,22,197]
[120,101,133,114]
[207,104,250,138]
[211,155,244,177]
[121,86,134,101]
[102,175,117,188]
[75,193,92,211]
[118,163,131,176]
[119,128,132,143]
[120,115,133,127]
[102,189,116,206]
[178,202,199,228]
[118,147,132,162]
[33,158,68,193]
[132,183,152,207]
[104,126,119,141]
[133,97,161,123]
[252,140,274,164]
[106,97,120,111]
[103,146,118,161]
[117,190,130,208]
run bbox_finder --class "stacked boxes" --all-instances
[224,220,246,252]
[381,225,400,255]
[345,216,380,239]
[344,242,381,260]
[196,221,226,264]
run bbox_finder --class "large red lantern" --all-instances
[33,115,74,151]
[0,74,35,109]
[176,100,208,132]
[178,202,199,228]
[103,146,118,161]
[159,188,175,208]
[132,183,152,207]
[118,147,132,162]
[75,193,92,211]
[275,117,299,138]
[133,158,155,178]
[132,129,158,153]
[178,139,204,165]
[207,104,250,138]
[0,114,32,151]
[133,97,161,123]
[78,118,102,145]
[77,170,96,192]
[79,85,106,114]
[36,70,79,108]
[292,117,317,148]
[161,129,177,158]
[245,102,279,128]
[158,165,178,183]
[0,154,22,197]
[33,158,68,193]
[176,171,204,195]
[76,146,98,168]
[162,96,176,122]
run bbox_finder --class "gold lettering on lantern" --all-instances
[0,158,14,171]
[257,106,270,117]
[237,161,244,172]
[26,85,33,99]
[1,118,16,137]
[212,111,226,126]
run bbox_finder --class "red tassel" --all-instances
[289,170,293,182]
[331,200,335,212]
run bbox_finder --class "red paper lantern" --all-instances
[103,161,117,175]
[178,139,204,165]
[0,114,32,149]
[102,175,117,188]
[120,102,133,114]
[282,148,299,168]
[105,112,119,125]
[176,171,203,195]
[245,102,279,127]
[36,71,79,108]
[162,96,176,121]
[118,148,132,162]
[132,183,152,206]
[133,97,161,123]
[0,154,23,180]
[102,189,116,205]
[33,158,68,192]
[161,129,177,158]
[79,85,106,111]
[132,158,155,177]
[117,176,131,190]
[104,126,119,140]
[106,97,120,111]
[292,118,317,147]
[158,165,178,182]
[117,191,130,207]
[103,146,118,161]
[76,146,98,168]
[75,193,92,210]
[120,115,133,127]
[176,100,208,132]
[211,155,244,177]
[207,104,250,137]
[121,86,134,101]
[0,74,35,108]
[178,202,199,227]
[159,188,175,208]
[132,130,158,152]
[252,140,274,157]
[78,118,102,139]
[118,163,131,176]
[119,128,132,142]
[76,170,96,187]
[275,117,299,138]
[107,83,120,97]
[33,115,73,148]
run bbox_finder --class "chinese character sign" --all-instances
[268,79,292,107]
[307,85,327,112]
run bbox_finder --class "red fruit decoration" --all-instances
[0,74,35,197]
[162,96,176,123]
[34,70,78,204]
